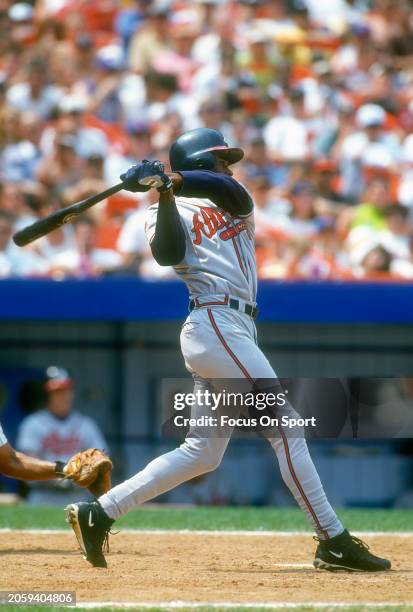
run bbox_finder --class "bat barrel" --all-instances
[13,182,124,247]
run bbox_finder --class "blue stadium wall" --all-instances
[0,278,412,507]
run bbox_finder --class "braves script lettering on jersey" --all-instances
[17,410,107,463]
[100,175,344,542]
[146,196,257,304]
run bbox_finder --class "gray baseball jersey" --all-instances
[145,196,257,304]
[16,410,107,463]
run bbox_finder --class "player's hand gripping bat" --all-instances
[13,161,165,247]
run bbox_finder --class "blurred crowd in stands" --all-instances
[1,0,413,280]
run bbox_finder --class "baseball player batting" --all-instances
[65,128,390,572]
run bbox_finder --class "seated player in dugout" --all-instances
[65,128,391,573]
[16,366,108,505]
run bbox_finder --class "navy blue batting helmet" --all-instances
[169,128,244,172]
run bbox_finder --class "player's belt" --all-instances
[189,297,258,320]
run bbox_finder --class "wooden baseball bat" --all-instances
[13,183,124,247]
[13,161,165,247]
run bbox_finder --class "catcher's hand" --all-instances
[63,448,113,497]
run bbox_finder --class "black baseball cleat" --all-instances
[313,529,391,572]
[65,500,114,568]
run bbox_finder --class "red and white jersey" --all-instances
[145,196,257,304]
[16,410,107,463]
[0,422,7,447]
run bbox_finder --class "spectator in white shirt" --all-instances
[50,216,122,278]
[0,210,49,278]
[340,103,401,200]
[263,86,311,163]
[6,57,63,120]
[117,190,174,279]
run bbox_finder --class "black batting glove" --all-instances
[120,160,155,193]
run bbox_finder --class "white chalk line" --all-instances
[0,528,411,537]
[78,601,413,610]
[273,563,314,568]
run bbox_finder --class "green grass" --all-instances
[1,507,411,612]
[1,507,410,612]
[0,504,411,532]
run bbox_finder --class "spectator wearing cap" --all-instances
[340,103,401,200]
[7,2,35,47]
[16,366,107,505]
[88,44,125,124]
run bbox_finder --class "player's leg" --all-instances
[184,307,389,571]
[66,376,233,566]
[266,416,342,538]
[183,307,343,537]
[98,376,232,519]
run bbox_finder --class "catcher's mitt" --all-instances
[64,448,113,497]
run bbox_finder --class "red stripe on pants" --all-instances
[207,307,328,538]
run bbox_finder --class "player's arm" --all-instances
[120,163,186,266]
[173,170,253,217]
[0,442,62,480]
[149,179,186,266]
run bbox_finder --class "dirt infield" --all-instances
[0,531,412,606]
